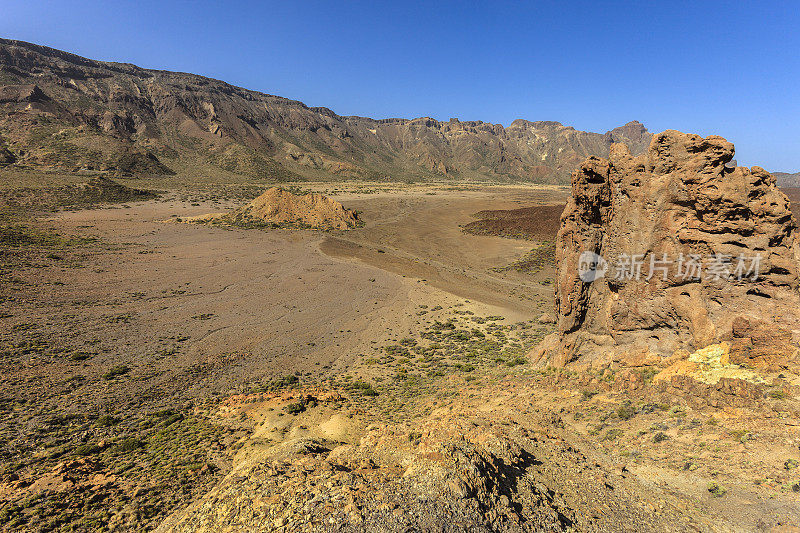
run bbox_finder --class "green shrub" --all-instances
[113,438,144,453]
[349,380,379,396]
[102,365,129,380]
[653,432,669,443]
[285,402,305,415]
[729,429,748,442]
[637,367,659,384]
[617,401,636,421]
[707,483,727,497]
[95,415,120,427]
[74,443,103,456]
[162,413,183,426]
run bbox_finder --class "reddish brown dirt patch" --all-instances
[462,204,565,241]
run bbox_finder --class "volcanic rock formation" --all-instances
[225,187,359,230]
[541,130,800,367]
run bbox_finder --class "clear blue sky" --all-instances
[2,1,798,171]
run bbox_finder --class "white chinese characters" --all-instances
[579,252,761,283]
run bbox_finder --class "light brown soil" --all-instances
[319,186,567,316]
[1,182,799,531]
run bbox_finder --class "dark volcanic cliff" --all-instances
[0,38,651,182]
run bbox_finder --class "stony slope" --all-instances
[0,38,651,183]
[155,388,724,533]
[0,175,158,210]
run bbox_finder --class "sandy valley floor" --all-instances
[36,185,562,393]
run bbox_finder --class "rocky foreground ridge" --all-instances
[0,38,651,182]
[155,392,715,533]
[536,130,800,369]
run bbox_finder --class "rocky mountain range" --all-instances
[0,38,653,183]
[774,171,800,188]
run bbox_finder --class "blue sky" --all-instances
[2,1,798,170]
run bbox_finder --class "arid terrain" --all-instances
[0,173,798,532]
[1,38,800,533]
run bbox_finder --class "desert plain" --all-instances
[1,174,799,532]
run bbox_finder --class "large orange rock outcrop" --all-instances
[541,130,800,366]
[228,187,359,230]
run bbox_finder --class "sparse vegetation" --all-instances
[653,432,669,443]
[707,483,727,497]
[286,401,306,415]
[617,401,636,421]
[102,365,129,380]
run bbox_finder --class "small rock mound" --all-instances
[107,147,175,176]
[227,187,359,230]
[538,130,800,367]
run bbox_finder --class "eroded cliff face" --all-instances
[545,130,800,366]
[0,38,651,182]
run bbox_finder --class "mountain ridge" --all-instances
[774,171,800,188]
[0,37,652,183]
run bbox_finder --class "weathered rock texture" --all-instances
[157,410,709,533]
[227,187,359,230]
[546,130,800,366]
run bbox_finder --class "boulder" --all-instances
[728,316,798,370]
[543,130,800,366]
